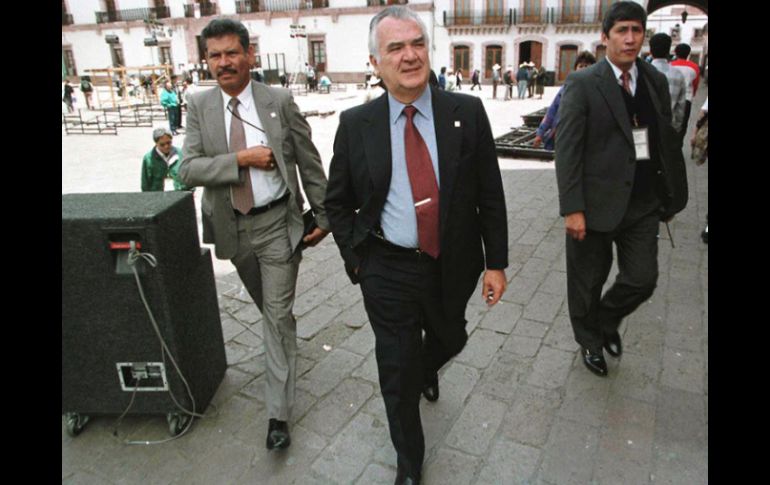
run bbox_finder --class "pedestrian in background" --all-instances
[63,80,75,113]
[535,64,546,99]
[492,63,501,99]
[160,82,179,136]
[470,69,481,91]
[516,63,529,99]
[141,127,188,192]
[649,33,687,133]
[80,76,94,110]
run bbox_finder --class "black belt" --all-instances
[368,231,434,259]
[236,193,289,216]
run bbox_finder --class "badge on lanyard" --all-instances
[631,114,650,160]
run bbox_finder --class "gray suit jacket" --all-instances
[180,81,329,260]
[555,58,688,232]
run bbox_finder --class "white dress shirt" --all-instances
[606,57,639,96]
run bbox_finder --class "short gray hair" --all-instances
[368,6,429,61]
[153,127,173,142]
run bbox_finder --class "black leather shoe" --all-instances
[395,464,421,485]
[581,347,608,377]
[422,375,439,402]
[266,419,291,450]
[603,331,622,357]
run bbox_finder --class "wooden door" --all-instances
[453,46,470,78]
[530,42,543,68]
[485,45,502,79]
[558,45,577,82]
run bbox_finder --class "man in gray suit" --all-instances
[180,18,329,449]
[555,1,687,377]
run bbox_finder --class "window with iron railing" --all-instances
[553,5,602,24]
[184,2,218,17]
[445,8,512,26]
[236,0,329,12]
[367,0,408,5]
[520,0,543,24]
[95,6,170,24]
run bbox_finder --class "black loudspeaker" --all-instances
[62,192,226,424]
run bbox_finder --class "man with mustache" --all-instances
[179,18,330,450]
[555,1,687,377]
[325,6,508,484]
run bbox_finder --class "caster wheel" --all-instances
[65,413,90,437]
[166,413,191,436]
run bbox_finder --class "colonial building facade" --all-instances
[62,0,707,84]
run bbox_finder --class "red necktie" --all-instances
[403,105,440,258]
[620,71,632,95]
[229,97,254,214]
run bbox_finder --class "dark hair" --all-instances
[201,18,250,53]
[649,33,672,59]
[440,66,446,74]
[602,1,647,35]
[674,43,691,60]
[574,51,597,69]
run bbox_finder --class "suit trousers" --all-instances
[565,197,661,351]
[359,237,467,478]
[230,203,300,421]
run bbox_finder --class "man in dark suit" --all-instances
[179,18,330,450]
[555,1,687,377]
[325,6,508,484]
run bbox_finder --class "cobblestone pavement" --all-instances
[63,85,708,484]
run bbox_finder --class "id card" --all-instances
[632,127,650,160]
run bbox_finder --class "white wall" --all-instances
[69,0,102,25]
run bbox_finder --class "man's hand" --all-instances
[532,135,543,148]
[302,227,329,247]
[237,146,276,171]
[565,211,586,241]
[482,269,507,307]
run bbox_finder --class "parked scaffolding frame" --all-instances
[85,65,172,109]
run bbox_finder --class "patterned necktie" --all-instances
[229,97,254,214]
[620,71,632,95]
[403,105,440,259]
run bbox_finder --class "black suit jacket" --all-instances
[555,58,688,231]
[325,86,508,322]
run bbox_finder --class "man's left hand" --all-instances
[482,269,507,307]
[302,227,329,247]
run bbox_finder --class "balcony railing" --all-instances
[62,12,74,26]
[235,0,329,13]
[96,6,170,24]
[444,9,513,27]
[184,2,218,17]
[513,8,548,24]
[552,6,602,25]
[367,0,408,6]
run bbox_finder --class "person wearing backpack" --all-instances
[80,77,94,110]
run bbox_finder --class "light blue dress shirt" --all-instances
[381,87,440,248]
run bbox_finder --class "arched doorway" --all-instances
[519,41,543,68]
[558,45,578,83]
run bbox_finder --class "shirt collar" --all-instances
[155,146,172,160]
[388,85,433,125]
[605,56,638,84]
[220,81,254,111]
[651,58,669,70]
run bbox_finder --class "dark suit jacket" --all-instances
[325,86,508,324]
[555,58,688,231]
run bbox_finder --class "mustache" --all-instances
[217,67,238,77]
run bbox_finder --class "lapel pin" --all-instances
[270,112,277,118]
[454,121,461,127]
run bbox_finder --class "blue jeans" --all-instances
[167,107,179,133]
[517,81,528,99]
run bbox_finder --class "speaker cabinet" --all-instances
[62,192,226,419]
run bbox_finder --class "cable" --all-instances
[227,105,266,134]
[112,242,219,445]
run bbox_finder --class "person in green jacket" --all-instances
[141,127,190,191]
[159,82,179,135]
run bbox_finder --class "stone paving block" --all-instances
[475,351,528,402]
[542,314,580,352]
[610,352,661,404]
[225,340,263,367]
[297,322,355,362]
[538,417,600,485]
[507,243,537,268]
[523,292,563,324]
[356,463,397,485]
[423,448,482,485]
[351,350,380,385]
[592,455,652,485]
[651,441,708,485]
[233,325,263,348]
[526,346,574,390]
[240,425,329,485]
[476,437,541,485]
[532,239,562,262]
[663,330,703,353]
[518,228,548,246]
[502,274,540,305]
[556,366,612,427]
[464,302,490,333]
[665,301,704,335]
[362,394,386,418]
[654,386,707,445]
[479,302,522,334]
[333,300,369,329]
[295,269,326,295]
[325,284,363,310]
[293,285,336,317]
[454,328,506,369]
[63,470,116,485]
[513,318,550,339]
[311,413,390,484]
[297,303,343,340]
[622,319,665,360]
[599,395,656,464]
[232,302,262,325]
[660,348,705,394]
[299,378,374,437]
[666,276,704,306]
[538,270,566,296]
[297,348,364,397]
[446,394,507,456]
[502,333,542,358]
[210,367,258,408]
[175,437,256,484]
[339,325,375,356]
[431,362,480,416]
[233,352,267,377]
[220,314,248,342]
